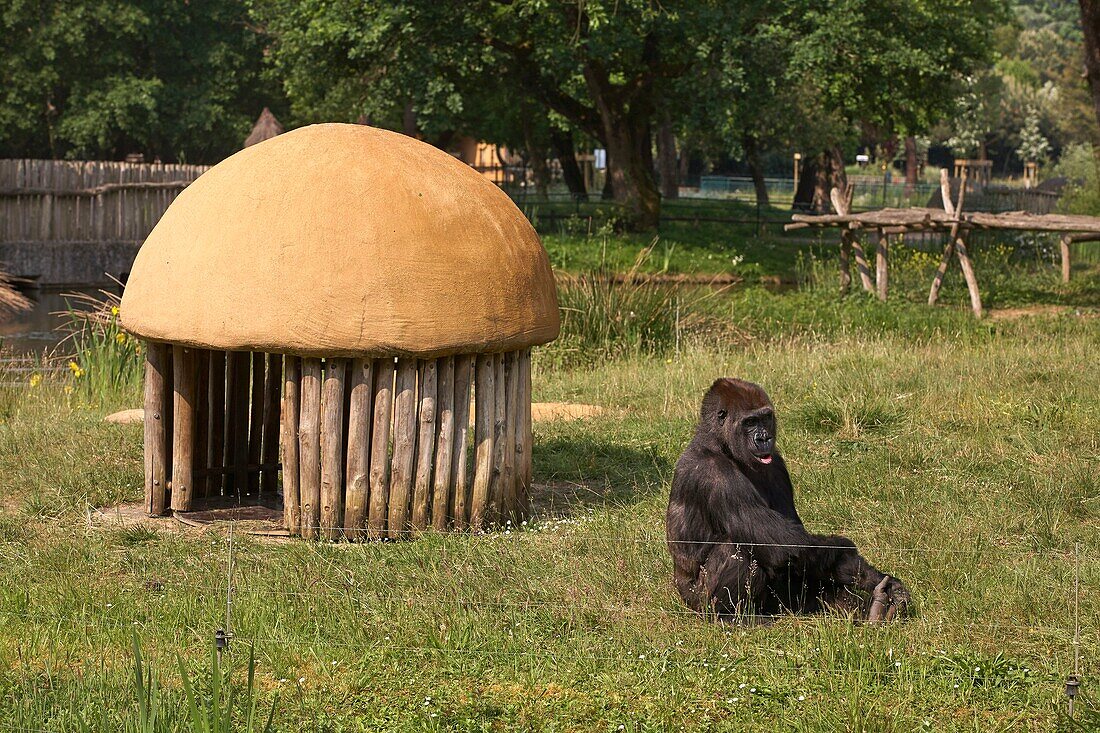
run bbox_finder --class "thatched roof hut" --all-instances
[243,108,284,148]
[120,124,560,540]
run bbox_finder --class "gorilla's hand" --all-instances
[868,575,910,622]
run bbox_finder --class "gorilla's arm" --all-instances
[692,454,887,590]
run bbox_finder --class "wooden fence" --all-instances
[0,159,209,284]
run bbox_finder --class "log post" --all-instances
[298,358,323,540]
[929,169,967,306]
[490,353,508,526]
[261,354,283,495]
[320,358,347,540]
[388,358,418,539]
[367,358,395,539]
[431,356,455,531]
[470,353,495,532]
[954,230,983,317]
[227,351,251,494]
[207,351,226,499]
[875,229,888,302]
[143,342,169,516]
[170,346,196,512]
[1061,234,1072,283]
[411,359,437,532]
[194,350,209,499]
[450,355,474,529]
[501,351,519,524]
[281,356,301,535]
[345,358,374,539]
[830,186,873,294]
[519,349,533,519]
[247,352,265,494]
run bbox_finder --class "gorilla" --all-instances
[666,378,909,622]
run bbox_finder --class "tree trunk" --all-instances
[521,111,550,198]
[402,102,418,138]
[657,116,679,199]
[550,129,587,201]
[904,135,919,195]
[1080,1,1100,176]
[744,137,769,207]
[582,65,661,230]
[793,148,847,213]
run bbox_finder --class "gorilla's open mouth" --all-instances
[755,453,774,465]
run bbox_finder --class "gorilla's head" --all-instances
[698,378,777,470]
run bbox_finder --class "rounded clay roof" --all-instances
[120,123,560,358]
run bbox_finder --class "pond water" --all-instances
[0,286,108,355]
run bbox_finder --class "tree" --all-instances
[255,0,749,230]
[1080,1,1100,176]
[0,0,280,162]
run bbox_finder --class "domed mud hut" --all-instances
[120,124,560,540]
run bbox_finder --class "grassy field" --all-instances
[0,227,1097,731]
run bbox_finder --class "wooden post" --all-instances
[226,351,251,494]
[450,355,474,529]
[501,352,519,524]
[470,353,495,532]
[411,359,437,532]
[388,358,418,539]
[431,356,455,531]
[490,353,508,526]
[194,350,209,499]
[831,186,874,294]
[261,354,283,495]
[143,342,169,516]
[247,352,265,494]
[207,351,226,499]
[298,358,322,540]
[929,169,967,306]
[281,356,301,535]
[320,358,347,540]
[345,358,374,540]
[954,230,983,317]
[875,229,888,302]
[367,358,395,539]
[171,346,196,512]
[1061,234,1072,283]
[519,349,533,519]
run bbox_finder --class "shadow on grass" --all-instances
[530,434,673,518]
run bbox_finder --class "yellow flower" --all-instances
[110,306,120,317]
[68,360,80,374]
[115,332,127,345]
[29,374,41,388]
[63,385,73,395]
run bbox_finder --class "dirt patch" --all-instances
[531,403,604,422]
[89,495,288,537]
[987,305,1094,321]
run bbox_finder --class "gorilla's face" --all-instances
[702,378,779,470]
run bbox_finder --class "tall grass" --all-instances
[58,288,144,404]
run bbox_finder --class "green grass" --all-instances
[0,232,1097,730]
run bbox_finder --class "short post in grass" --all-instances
[119,124,560,539]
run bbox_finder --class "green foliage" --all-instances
[1055,143,1100,217]
[61,290,144,406]
[0,0,282,161]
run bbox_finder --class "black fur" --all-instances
[666,378,909,620]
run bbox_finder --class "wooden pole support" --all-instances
[431,356,455,531]
[501,351,519,524]
[320,358,347,540]
[388,358,418,539]
[298,357,322,540]
[227,351,251,494]
[450,355,474,529]
[194,350,209,499]
[143,342,169,516]
[875,229,888,302]
[470,353,495,532]
[411,359,437,532]
[367,358,395,539]
[170,346,196,512]
[1061,234,1072,283]
[954,231,983,317]
[281,356,301,535]
[519,349,533,519]
[345,358,374,539]
[207,350,226,498]
[929,171,967,306]
[247,352,265,494]
[261,354,283,496]
[490,353,508,526]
